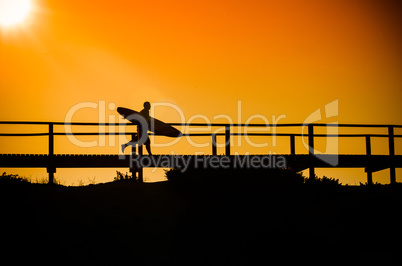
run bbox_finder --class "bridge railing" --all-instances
[1,121,401,183]
[1,121,401,156]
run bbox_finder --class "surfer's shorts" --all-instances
[130,134,150,145]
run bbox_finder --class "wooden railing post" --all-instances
[365,136,371,156]
[308,124,315,179]
[47,123,55,184]
[48,123,54,156]
[308,124,314,155]
[388,126,396,184]
[290,135,295,155]
[365,135,373,185]
[225,126,230,156]
[212,134,217,155]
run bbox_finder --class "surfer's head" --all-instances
[143,101,151,110]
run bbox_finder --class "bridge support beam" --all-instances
[388,126,396,184]
[138,168,143,183]
[290,135,296,155]
[130,166,143,182]
[225,126,230,156]
[128,133,143,183]
[137,144,143,182]
[48,123,55,184]
[366,171,373,185]
[212,134,217,155]
[309,167,315,180]
[47,167,56,184]
[365,136,373,185]
[390,168,396,184]
[308,125,315,180]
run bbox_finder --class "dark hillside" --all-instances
[0,173,401,265]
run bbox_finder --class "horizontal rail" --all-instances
[0,121,134,126]
[0,133,50,137]
[1,121,402,128]
[1,132,402,138]
[170,123,402,128]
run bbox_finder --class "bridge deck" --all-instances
[0,154,401,172]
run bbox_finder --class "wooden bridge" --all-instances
[0,121,401,184]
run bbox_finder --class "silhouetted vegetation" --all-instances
[114,170,135,181]
[0,171,401,264]
[305,175,342,186]
[0,172,30,185]
[359,181,382,187]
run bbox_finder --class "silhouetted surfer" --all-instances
[139,101,152,155]
[121,101,152,155]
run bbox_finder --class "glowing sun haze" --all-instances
[0,0,32,27]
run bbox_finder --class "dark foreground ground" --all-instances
[1,178,402,265]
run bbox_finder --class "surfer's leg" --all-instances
[145,137,152,155]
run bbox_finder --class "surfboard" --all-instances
[117,107,182,138]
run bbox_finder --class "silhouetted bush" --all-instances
[303,175,343,198]
[305,175,342,186]
[114,171,135,181]
[0,172,30,185]
[359,181,382,187]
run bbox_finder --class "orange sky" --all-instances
[0,0,401,184]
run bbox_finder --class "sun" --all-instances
[0,0,32,27]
